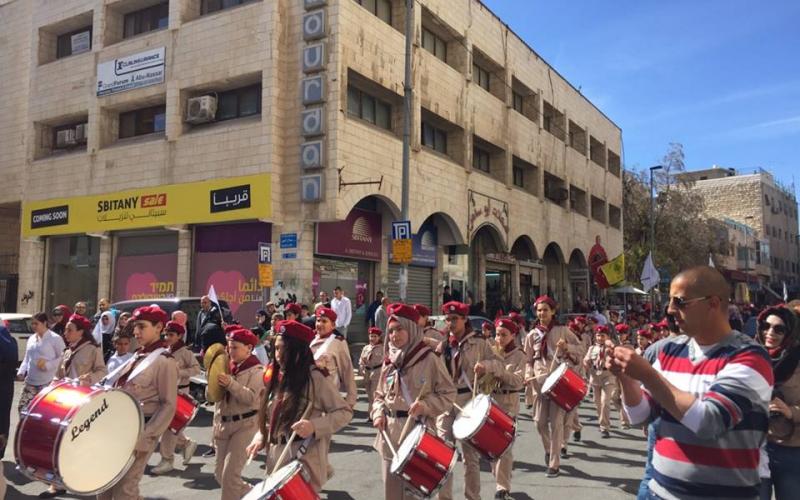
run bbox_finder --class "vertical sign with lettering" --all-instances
[300,0,328,202]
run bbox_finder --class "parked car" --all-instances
[430,315,493,333]
[1,313,33,363]
[111,297,233,347]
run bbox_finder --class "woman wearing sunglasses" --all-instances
[756,305,800,500]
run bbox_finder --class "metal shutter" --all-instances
[387,264,434,307]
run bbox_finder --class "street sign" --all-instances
[392,220,412,240]
[282,252,297,260]
[258,263,274,287]
[280,233,298,249]
[391,239,412,264]
[258,242,272,264]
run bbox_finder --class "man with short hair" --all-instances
[74,301,88,317]
[374,297,390,333]
[365,291,383,327]
[330,287,352,338]
[610,266,773,500]
[314,291,330,312]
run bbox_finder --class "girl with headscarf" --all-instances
[50,304,72,337]
[92,310,116,355]
[371,303,456,500]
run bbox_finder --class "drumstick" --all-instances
[398,380,431,444]
[472,371,479,400]
[270,402,314,476]
[380,429,398,459]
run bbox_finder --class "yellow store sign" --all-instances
[22,173,271,237]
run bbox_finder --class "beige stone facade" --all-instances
[1,0,622,335]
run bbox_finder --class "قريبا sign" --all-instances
[97,47,166,97]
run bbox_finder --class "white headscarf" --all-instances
[92,311,116,344]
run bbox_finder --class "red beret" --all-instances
[534,295,557,309]
[442,301,469,316]
[368,327,383,336]
[655,319,669,329]
[315,307,337,322]
[575,316,587,325]
[615,324,630,334]
[132,306,168,326]
[227,326,258,347]
[412,304,432,317]
[595,325,610,334]
[68,314,92,333]
[284,303,302,316]
[637,328,653,339]
[495,318,519,335]
[164,321,185,336]
[567,320,578,331]
[276,320,315,344]
[387,303,421,323]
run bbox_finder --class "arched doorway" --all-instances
[470,223,507,318]
[568,249,589,311]
[543,242,567,308]
[511,235,541,311]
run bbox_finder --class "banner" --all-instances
[97,47,165,97]
[600,254,625,286]
[193,251,261,322]
[22,173,271,237]
[112,253,177,301]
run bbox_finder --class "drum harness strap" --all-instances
[102,347,167,388]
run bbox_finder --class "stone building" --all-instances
[1,0,623,343]
[679,166,800,296]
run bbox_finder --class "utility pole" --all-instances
[649,165,663,317]
[399,0,414,302]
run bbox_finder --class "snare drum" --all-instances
[15,380,143,495]
[169,392,199,434]
[452,394,516,459]
[390,425,457,498]
[541,363,588,412]
[242,460,319,500]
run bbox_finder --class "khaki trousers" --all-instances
[364,368,381,416]
[593,379,615,432]
[381,458,417,500]
[535,398,565,470]
[96,446,155,500]
[436,408,482,500]
[159,429,188,461]
[214,417,257,500]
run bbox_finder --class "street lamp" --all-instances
[744,215,754,303]
[649,165,663,317]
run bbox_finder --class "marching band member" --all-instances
[413,304,445,348]
[310,306,358,408]
[359,326,384,421]
[635,328,653,356]
[372,304,456,500]
[612,324,632,430]
[435,301,501,500]
[583,325,615,438]
[98,306,177,500]
[523,295,581,478]
[213,326,264,500]
[614,323,633,347]
[565,319,589,444]
[247,320,353,493]
[55,314,106,386]
[477,317,525,500]
[153,321,201,475]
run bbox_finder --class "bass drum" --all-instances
[15,380,143,495]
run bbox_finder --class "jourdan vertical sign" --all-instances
[300,0,328,202]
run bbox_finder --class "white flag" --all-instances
[640,252,660,292]
[708,254,715,268]
[783,281,788,302]
[208,284,220,311]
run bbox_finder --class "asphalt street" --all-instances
[3,380,647,499]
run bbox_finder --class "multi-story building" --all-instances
[710,217,771,303]
[679,166,800,297]
[0,0,623,342]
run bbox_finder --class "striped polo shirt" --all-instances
[625,331,773,500]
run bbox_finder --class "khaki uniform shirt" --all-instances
[215,363,264,419]
[55,342,106,384]
[310,334,358,407]
[172,345,201,390]
[524,325,582,394]
[583,344,615,386]
[439,331,502,405]
[489,347,526,416]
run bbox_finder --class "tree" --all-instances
[623,143,724,284]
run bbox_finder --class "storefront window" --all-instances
[313,257,371,343]
[46,236,100,312]
[113,233,178,301]
[485,268,510,318]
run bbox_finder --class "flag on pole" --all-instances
[640,252,660,292]
[208,284,221,311]
[708,253,715,268]
[783,281,788,302]
[600,254,626,286]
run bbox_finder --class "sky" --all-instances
[482,0,800,191]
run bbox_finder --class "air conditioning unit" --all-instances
[56,129,76,148]
[75,123,87,143]
[185,95,217,124]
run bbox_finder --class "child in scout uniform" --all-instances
[152,321,201,474]
[372,304,456,500]
[583,325,616,438]
[612,323,632,429]
[413,304,445,348]
[523,296,582,478]
[474,317,526,500]
[98,306,177,500]
[635,328,653,356]
[247,320,353,492]
[310,306,358,408]
[435,301,502,500]
[213,326,264,500]
[359,326,384,421]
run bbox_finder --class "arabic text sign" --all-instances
[258,263,274,288]
[97,47,166,97]
[22,173,271,237]
[391,239,412,264]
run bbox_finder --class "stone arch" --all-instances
[511,235,539,262]
[419,211,466,247]
[471,222,507,254]
[568,249,587,269]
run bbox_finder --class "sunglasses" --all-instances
[669,296,711,309]
[759,322,787,335]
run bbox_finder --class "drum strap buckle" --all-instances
[295,436,314,460]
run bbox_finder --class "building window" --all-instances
[422,27,447,62]
[513,165,524,188]
[119,105,166,139]
[512,91,524,114]
[354,0,392,25]
[215,84,262,121]
[347,85,391,130]
[124,2,169,38]
[473,63,490,91]
[421,121,447,154]
[202,0,258,15]
[473,147,490,173]
[51,122,88,151]
[56,27,92,59]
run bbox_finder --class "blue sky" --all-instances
[482,0,800,190]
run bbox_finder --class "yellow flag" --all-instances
[600,253,625,286]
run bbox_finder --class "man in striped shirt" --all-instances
[609,266,773,500]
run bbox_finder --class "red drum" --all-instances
[242,460,319,500]
[169,392,198,434]
[15,380,143,495]
[390,424,457,498]
[452,394,516,459]
[541,363,588,412]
